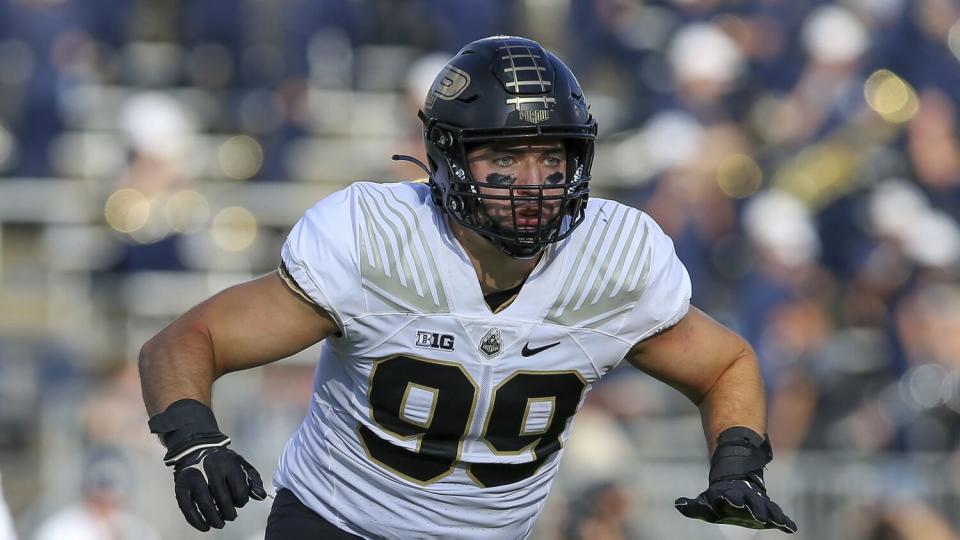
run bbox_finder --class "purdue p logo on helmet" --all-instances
[424,65,471,110]
[418,36,598,258]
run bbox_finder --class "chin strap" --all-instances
[488,236,543,259]
[475,210,545,259]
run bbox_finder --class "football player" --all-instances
[140,36,797,538]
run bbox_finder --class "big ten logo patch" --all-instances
[415,331,455,351]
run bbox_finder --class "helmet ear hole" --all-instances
[448,194,464,212]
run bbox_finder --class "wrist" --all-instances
[708,426,772,485]
[148,399,229,465]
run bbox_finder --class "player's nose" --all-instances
[514,157,547,189]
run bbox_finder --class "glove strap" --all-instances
[708,426,773,485]
[148,399,230,466]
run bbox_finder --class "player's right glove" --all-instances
[674,427,797,534]
[148,399,267,532]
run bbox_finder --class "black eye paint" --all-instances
[486,173,517,186]
[545,172,564,184]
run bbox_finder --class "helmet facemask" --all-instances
[426,124,594,258]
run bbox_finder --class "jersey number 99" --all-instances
[358,356,587,488]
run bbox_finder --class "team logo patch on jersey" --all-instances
[415,331,455,351]
[478,328,503,357]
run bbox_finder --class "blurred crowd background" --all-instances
[0,0,958,538]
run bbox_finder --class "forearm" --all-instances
[139,320,219,416]
[678,358,797,534]
[698,347,766,454]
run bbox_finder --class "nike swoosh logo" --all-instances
[521,341,560,356]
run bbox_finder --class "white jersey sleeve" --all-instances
[618,212,692,344]
[279,185,362,331]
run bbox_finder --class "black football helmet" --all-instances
[414,36,597,258]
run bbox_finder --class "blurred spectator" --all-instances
[424,0,516,53]
[764,4,869,147]
[32,451,159,540]
[906,88,960,217]
[667,22,745,120]
[108,91,196,271]
[561,482,641,540]
[565,0,668,128]
[886,0,960,104]
[890,280,960,452]
[844,497,960,540]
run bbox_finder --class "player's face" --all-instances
[466,140,567,232]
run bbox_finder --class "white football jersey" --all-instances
[274,181,691,539]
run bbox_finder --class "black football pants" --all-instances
[265,489,364,539]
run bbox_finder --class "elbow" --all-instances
[138,335,163,414]
[735,338,758,366]
[736,339,761,380]
[694,337,759,406]
[139,332,169,387]
[724,333,757,373]
[138,335,158,377]
[138,318,217,377]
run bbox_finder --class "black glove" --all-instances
[675,427,797,534]
[149,399,267,532]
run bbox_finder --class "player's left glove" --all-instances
[675,427,797,534]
